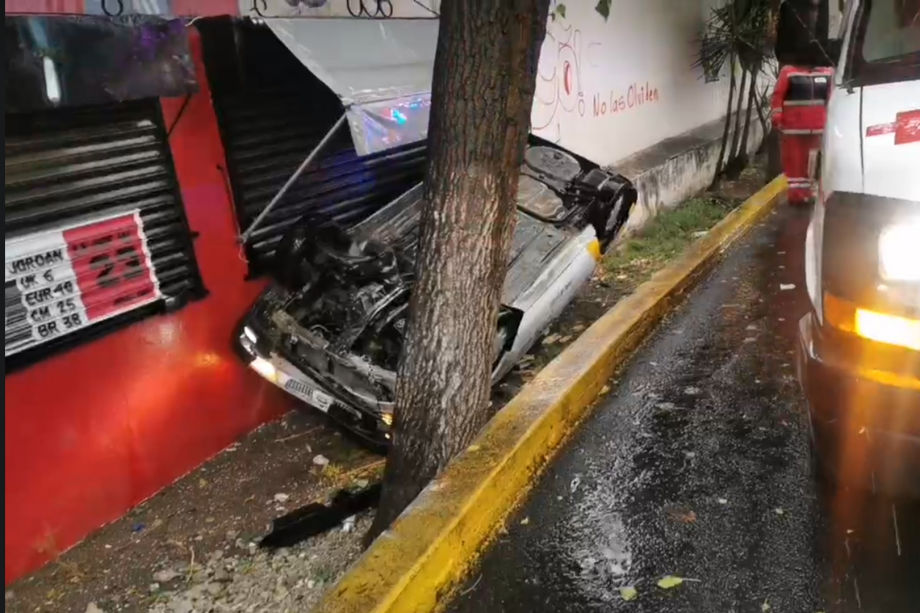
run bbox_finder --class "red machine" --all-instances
[771,65,834,204]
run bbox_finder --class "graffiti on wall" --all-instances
[532,10,663,142]
[532,23,603,141]
[592,81,661,117]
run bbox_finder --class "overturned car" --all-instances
[237,142,637,446]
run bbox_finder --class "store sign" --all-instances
[5,211,161,357]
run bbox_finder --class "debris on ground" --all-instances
[260,483,381,549]
[657,575,685,589]
[569,475,582,494]
[667,508,697,524]
[5,411,381,613]
[619,586,638,601]
[149,514,372,613]
[313,454,330,467]
[152,568,182,584]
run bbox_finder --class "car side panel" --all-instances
[493,225,598,381]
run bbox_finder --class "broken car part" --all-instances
[259,483,382,549]
[237,142,637,446]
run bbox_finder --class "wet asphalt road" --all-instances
[450,204,920,613]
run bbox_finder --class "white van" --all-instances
[797,0,920,493]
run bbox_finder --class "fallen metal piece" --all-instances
[259,482,381,549]
[240,112,347,244]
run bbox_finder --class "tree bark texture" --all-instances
[714,52,737,182]
[737,67,758,167]
[728,67,748,163]
[367,0,551,542]
[754,80,770,149]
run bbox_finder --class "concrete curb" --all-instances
[314,175,788,613]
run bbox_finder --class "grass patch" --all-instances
[603,196,735,286]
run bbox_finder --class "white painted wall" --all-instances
[237,0,439,19]
[247,0,771,174]
[532,0,768,167]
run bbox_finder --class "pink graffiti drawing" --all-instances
[533,24,583,139]
[532,23,602,141]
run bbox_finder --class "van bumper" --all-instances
[796,311,920,495]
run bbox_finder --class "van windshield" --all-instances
[851,0,920,84]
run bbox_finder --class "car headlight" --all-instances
[879,221,920,282]
[249,356,278,383]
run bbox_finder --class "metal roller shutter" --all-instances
[200,19,428,277]
[4,99,205,370]
[215,89,427,276]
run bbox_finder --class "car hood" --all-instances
[861,80,920,201]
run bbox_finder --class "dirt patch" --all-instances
[146,514,373,613]
[5,411,381,613]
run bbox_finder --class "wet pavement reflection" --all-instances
[449,204,920,612]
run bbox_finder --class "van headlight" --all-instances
[824,292,920,351]
[854,308,920,351]
[879,221,920,282]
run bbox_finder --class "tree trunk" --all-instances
[728,67,748,165]
[366,0,551,544]
[714,53,737,182]
[736,66,759,167]
[754,81,770,149]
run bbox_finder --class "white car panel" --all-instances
[860,80,920,201]
[821,87,864,197]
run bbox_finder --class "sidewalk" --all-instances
[5,411,381,613]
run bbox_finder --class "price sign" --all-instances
[5,211,161,357]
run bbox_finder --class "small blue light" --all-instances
[391,109,408,125]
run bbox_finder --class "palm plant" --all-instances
[696,0,777,182]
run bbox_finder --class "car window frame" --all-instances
[842,0,920,87]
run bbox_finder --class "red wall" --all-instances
[3,30,292,585]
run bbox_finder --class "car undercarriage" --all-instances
[238,143,637,445]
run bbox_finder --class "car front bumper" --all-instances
[797,311,920,494]
[235,319,392,449]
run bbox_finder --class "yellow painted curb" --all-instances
[314,175,788,613]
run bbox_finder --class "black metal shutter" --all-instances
[214,89,427,275]
[5,99,205,370]
[199,19,428,276]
